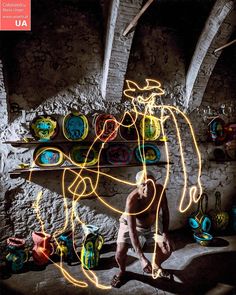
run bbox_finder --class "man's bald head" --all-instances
[135,170,156,185]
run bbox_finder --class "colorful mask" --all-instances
[135,144,161,164]
[208,118,226,144]
[94,114,118,142]
[69,146,98,166]
[30,115,58,141]
[63,113,88,141]
[106,144,132,165]
[140,115,161,140]
[33,146,64,167]
[119,113,138,141]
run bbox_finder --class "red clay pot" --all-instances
[32,231,54,265]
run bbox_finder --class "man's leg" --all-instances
[153,243,172,278]
[115,242,129,276]
[111,242,129,287]
[154,243,171,266]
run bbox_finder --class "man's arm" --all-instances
[126,195,143,257]
[160,189,169,234]
[159,186,171,253]
[126,194,152,272]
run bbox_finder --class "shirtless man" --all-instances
[111,170,172,288]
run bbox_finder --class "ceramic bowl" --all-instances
[193,232,213,246]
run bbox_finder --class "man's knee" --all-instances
[115,243,128,261]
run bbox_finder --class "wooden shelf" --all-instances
[9,162,172,178]
[6,139,169,178]
[4,140,103,146]
[4,139,166,147]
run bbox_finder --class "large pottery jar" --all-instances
[56,231,76,265]
[5,237,29,272]
[32,232,54,265]
[81,225,104,270]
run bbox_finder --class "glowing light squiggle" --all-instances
[29,79,202,287]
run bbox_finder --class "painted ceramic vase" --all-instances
[33,146,64,167]
[188,193,211,233]
[81,225,104,270]
[140,115,161,141]
[32,232,54,265]
[106,144,132,165]
[5,237,29,272]
[69,146,98,166]
[135,144,161,164]
[119,113,139,141]
[63,112,89,141]
[209,191,229,232]
[30,115,59,141]
[55,231,76,265]
[208,117,226,145]
[94,114,118,142]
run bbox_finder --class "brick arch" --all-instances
[185,0,235,112]
[101,0,143,101]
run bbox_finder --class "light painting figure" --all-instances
[29,79,203,289]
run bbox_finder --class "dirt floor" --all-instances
[1,230,236,295]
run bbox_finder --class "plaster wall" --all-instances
[0,3,236,249]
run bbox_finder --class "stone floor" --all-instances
[1,230,236,295]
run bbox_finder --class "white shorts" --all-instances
[117,217,164,247]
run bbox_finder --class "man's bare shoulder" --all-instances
[126,189,139,206]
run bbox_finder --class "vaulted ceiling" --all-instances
[0,0,235,114]
[100,0,236,109]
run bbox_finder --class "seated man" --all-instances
[111,170,172,288]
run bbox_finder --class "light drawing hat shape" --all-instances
[123,79,165,103]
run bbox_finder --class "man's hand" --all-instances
[161,233,171,254]
[139,255,152,274]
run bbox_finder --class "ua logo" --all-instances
[15,20,27,27]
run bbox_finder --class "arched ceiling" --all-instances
[0,0,235,113]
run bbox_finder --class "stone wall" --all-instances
[0,1,236,250]
[0,2,123,246]
[189,45,236,212]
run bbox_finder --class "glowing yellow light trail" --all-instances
[30,78,202,288]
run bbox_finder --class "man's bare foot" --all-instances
[111,272,126,288]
